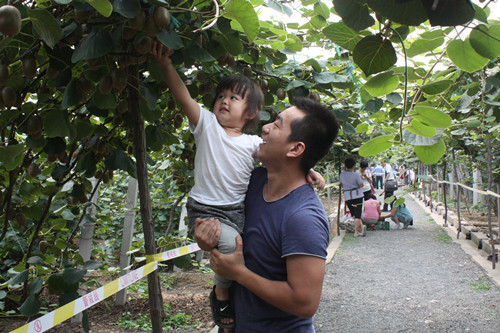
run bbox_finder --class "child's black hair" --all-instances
[213,76,264,133]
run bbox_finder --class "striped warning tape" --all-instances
[10,243,202,333]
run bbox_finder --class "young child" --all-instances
[151,42,323,330]
[362,193,381,230]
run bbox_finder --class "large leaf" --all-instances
[19,295,41,317]
[215,33,243,56]
[88,0,113,17]
[406,119,436,137]
[413,106,452,128]
[407,37,445,57]
[364,71,399,97]
[358,135,395,156]
[72,29,114,62]
[366,0,427,26]
[421,0,475,26]
[156,29,183,50]
[44,110,71,138]
[185,41,215,62]
[62,78,79,108]
[28,8,62,49]
[353,35,397,76]
[224,0,259,41]
[322,22,363,51]
[420,80,453,95]
[404,129,443,146]
[332,0,375,32]
[469,24,500,60]
[414,139,446,164]
[312,72,350,84]
[0,144,24,165]
[113,0,141,18]
[446,38,489,73]
[62,268,87,284]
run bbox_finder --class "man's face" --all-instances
[258,106,305,164]
[382,161,386,167]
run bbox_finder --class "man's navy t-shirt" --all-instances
[233,167,329,332]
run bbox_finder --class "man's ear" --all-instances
[286,141,305,158]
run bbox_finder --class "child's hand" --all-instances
[151,41,173,67]
[307,169,325,190]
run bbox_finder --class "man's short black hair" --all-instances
[344,157,356,169]
[360,160,368,169]
[288,97,340,174]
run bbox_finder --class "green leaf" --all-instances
[353,35,397,76]
[185,41,215,62]
[420,79,453,95]
[366,0,427,26]
[406,119,437,137]
[358,135,395,156]
[473,4,488,24]
[62,268,87,285]
[44,110,71,138]
[332,0,375,31]
[413,106,452,128]
[446,38,489,73]
[72,119,94,142]
[156,29,183,50]
[364,71,400,97]
[343,122,356,134]
[88,0,113,17]
[19,294,41,317]
[224,0,259,41]
[27,8,62,49]
[322,22,363,51]
[93,90,116,110]
[113,0,141,18]
[356,123,368,134]
[284,34,303,52]
[215,33,243,56]
[28,277,43,295]
[386,92,402,105]
[403,129,443,146]
[83,260,103,271]
[312,72,350,84]
[9,270,28,286]
[0,144,25,164]
[469,24,500,60]
[414,139,446,164]
[314,2,330,18]
[407,37,445,57]
[62,78,79,108]
[105,149,134,172]
[72,29,114,62]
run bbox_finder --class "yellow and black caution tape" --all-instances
[10,243,201,333]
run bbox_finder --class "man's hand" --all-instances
[306,169,325,190]
[194,218,221,251]
[210,235,245,281]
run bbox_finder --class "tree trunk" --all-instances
[129,65,164,331]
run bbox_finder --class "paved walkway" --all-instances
[315,190,500,332]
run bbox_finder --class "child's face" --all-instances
[213,89,249,132]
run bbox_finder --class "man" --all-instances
[381,160,396,211]
[373,163,385,189]
[195,97,339,332]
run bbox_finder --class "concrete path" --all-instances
[315,190,500,332]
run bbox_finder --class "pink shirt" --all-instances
[363,199,380,220]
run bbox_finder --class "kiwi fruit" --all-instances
[128,11,145,30]
[153,7,171,30]
[39,240,49,253]
[46,65,59,79]
[16,213,26,228]
[309,91,320,102]
[27,163,41,177]
[117,99,128,114]
[22,57,37,78]
[0,64,9,85]
[0,5,22,36]
[77,77,93,94]
[98,74,113,95]
[122,25,136,40]
[196,70,207,82]
[27,115,43,135]
[144,17,158,37]
[111,68,127,92]
[1,86,16,107]
[167,97,176,111]
[174,113,183,128]
[277,88,286,100]
[134,35,153,55]
[243,65,252,78]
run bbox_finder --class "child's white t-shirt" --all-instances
[189,106,262,206]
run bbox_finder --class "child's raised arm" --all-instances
[151,42,200,126]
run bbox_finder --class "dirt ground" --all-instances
[1,271,216,333]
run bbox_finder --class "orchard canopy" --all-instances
[0,0,499,321]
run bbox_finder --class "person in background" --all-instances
[381,160,396,212]
[359,160,373,200]
[408,168,415,185]
[370,163,376,185]
[373,163,385,190]
[340,158,365,237]
[380,197,414,229]
[362,193,381,230]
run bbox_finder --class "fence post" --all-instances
[116,177,139,306]
[473,168,481,206]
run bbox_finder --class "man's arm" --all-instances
[210,237,325,318]
[151,42,200,126]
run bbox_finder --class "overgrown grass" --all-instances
[115,303,201,330]
[435,232,452,244]
[470,276,491,290]
[127,273,177,299]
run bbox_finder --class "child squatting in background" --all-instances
[152,42,324,330]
